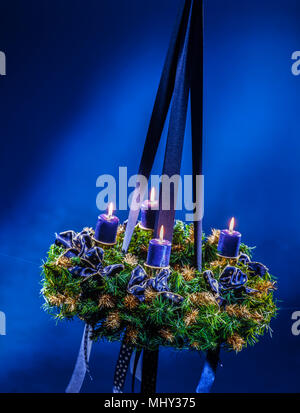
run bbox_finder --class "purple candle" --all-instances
[140,187,158,230]
[146,226,171,268]
[217,217,241,258]
[94,203,119,244]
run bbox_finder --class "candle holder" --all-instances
[144,262,170,270]
[216,253,239,260]
[92,237,117,247]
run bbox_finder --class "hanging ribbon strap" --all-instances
[120,0,220,394]
[66,324,93,393]
[196,346,220,393]
[154,0,193,241]
[141,348,159,394]
[190,0,204,269]
[131,350,142,393]
[122,0,192,253]
[113,338,134,393]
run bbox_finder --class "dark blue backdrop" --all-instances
[0,0,299,392]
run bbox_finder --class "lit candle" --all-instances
[217,217,241,258]
[94,202,119,245]
[140,187,158,230]
[146,225,171,268]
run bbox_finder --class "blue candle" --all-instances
[94,203,119,244]
[146,226,171,268]
[140,187,158,230]
[217,217,241,258]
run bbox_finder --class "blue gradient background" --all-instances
[0,0,299,392]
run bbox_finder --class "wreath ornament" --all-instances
[41,0,277,393]
[42,222,277,392]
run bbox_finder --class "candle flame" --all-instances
[108,202,114,218]
[229,217,235,233]
[150,187,155,202]
[159,225,164,242]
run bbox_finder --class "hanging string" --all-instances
[154,0,194,241]
[122,0,192,253]
[190,0,204,270]
[119,0,220,394]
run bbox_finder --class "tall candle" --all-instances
[140,187,158,230]
[94,203,119,244]
[146,225,171,268]
[217,217,241,258]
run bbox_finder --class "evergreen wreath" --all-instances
[41,220,277,353]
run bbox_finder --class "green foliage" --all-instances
[41,222,277,352]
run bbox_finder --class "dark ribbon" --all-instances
[131,350,142,393]
[127,265,184,304]
[122,0,193,252]
[203,270,226,307]
[196,346,220,393]
[141,348,159,394]
[154,0,193,242]
[55,229,123,279]
[120,0,219,393]
[190,0,204,270]
[204,265,258,307]
[219,266,249,291]
[113,338,134,393]
[238,253,268,278]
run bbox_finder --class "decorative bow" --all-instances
[55,229,124,279]
[203,270,225,307]
[238,253,268,277]
[127,265,183,304]
[204,265,257,307]
[219,266,248,291]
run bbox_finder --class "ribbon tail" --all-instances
[131,349,142,393]
[65,324,93,393]
[196,346,220,393]
[113,339,134,393]
[141,348,159,394]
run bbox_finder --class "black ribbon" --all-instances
[190,0,204,270]
[131,350,142,393]
[154,0,193,242]
[122,0,192,252]
[141,348,159,394]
